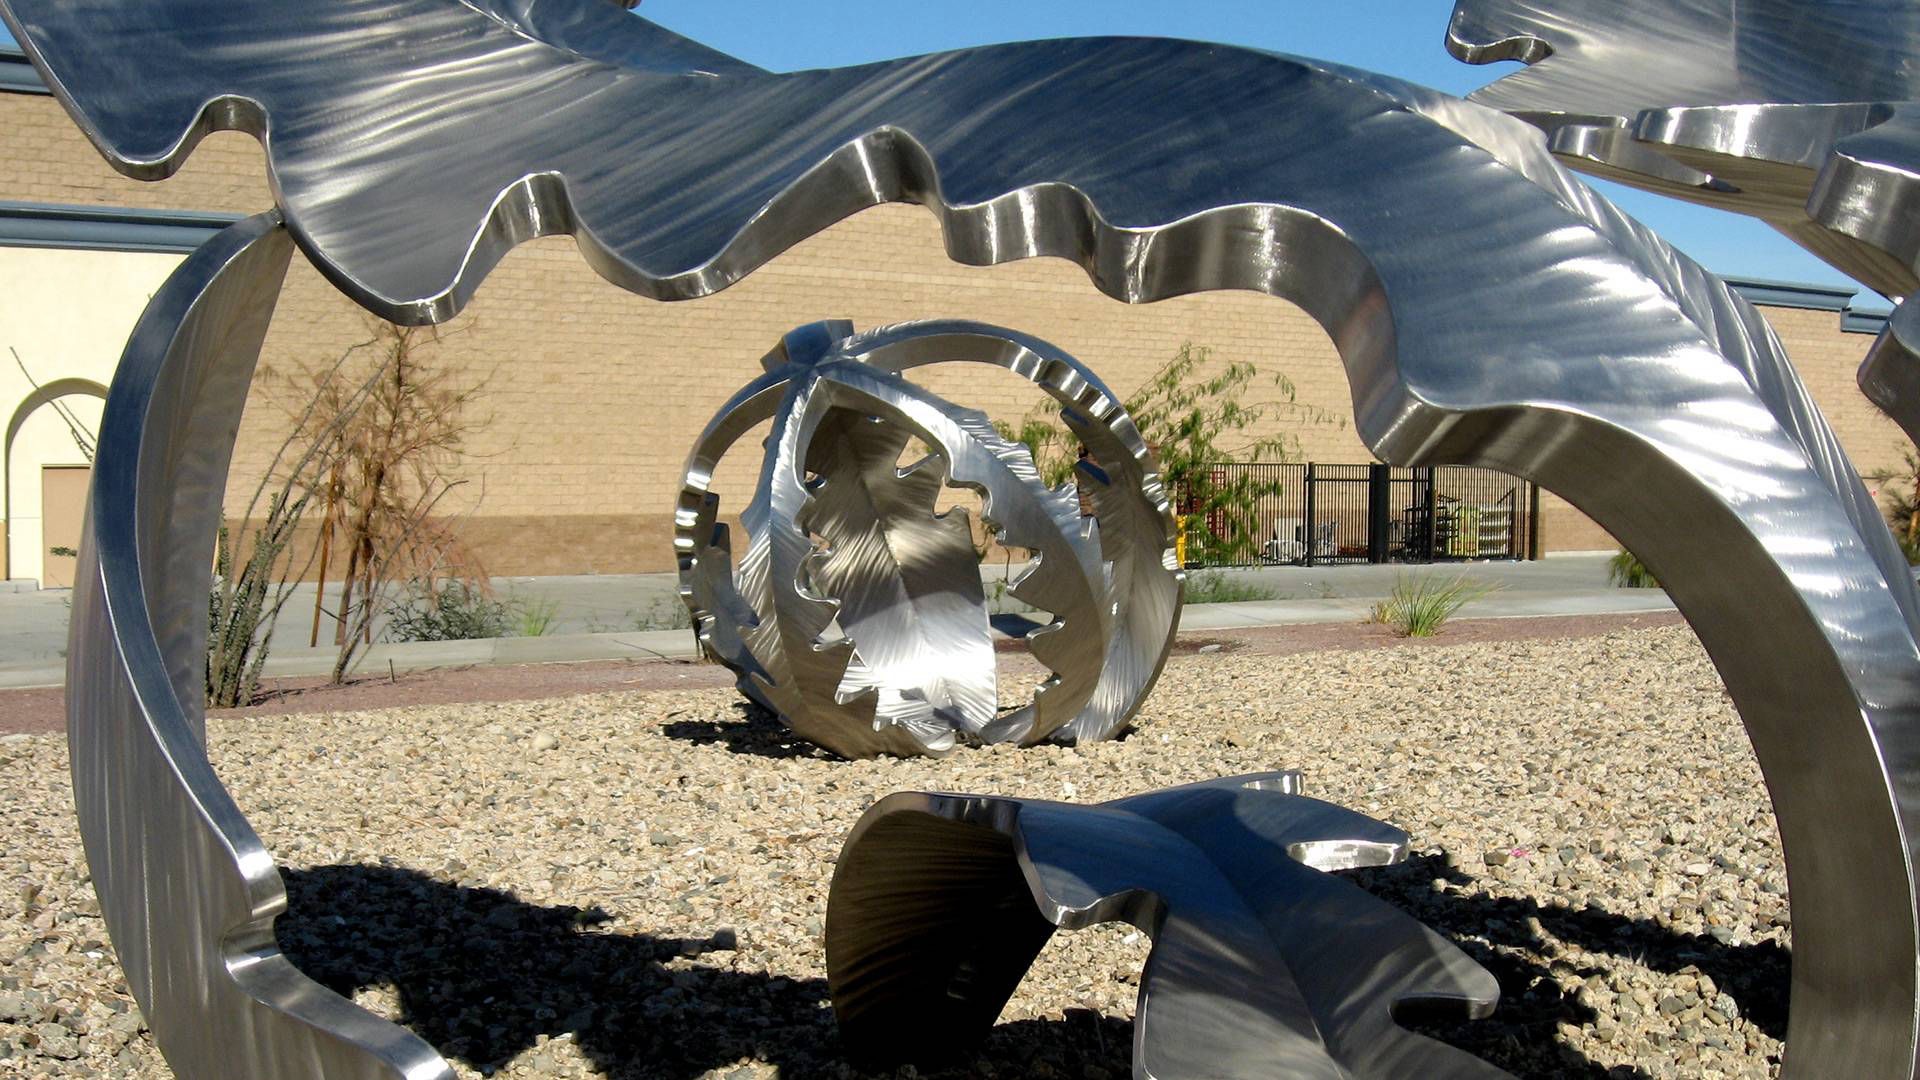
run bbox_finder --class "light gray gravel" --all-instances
[0,624,1785,1078]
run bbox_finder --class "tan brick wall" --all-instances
[1,94,267,214]
[227,213,1374,575]
[2,91,1904,572]
[1764,306,1903,476]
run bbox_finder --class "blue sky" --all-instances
[1,3,1878,298]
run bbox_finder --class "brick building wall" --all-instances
[0,89,1904,574]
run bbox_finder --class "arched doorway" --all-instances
[4,379,106,587]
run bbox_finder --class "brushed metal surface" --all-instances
[68,214,452,1079]
[825,772,1511,1078]
[849,321,1186,747]
[8,1,1919,1074]
[677,320,1179,758]
[1447,0,1920,444]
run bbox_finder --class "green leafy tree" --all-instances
[999,343,1336,565]
[1869,443,1920,564]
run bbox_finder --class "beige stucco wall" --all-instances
[0,244,182,582]
[0,89,1907,576]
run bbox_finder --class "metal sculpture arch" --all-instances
[676,319,1183,758]
[1447,0,1920,444]
[4,0,1918,1076]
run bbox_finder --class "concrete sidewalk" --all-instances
[0,555,1671,690]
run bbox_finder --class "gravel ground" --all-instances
[0,622,1786,1078]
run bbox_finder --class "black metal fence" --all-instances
[1173,462,1535,568]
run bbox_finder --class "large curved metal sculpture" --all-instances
[67,213,449,1079]
[7,0,1920,1075]
[677,319,1181,758]
[826,772,1511,1078]
[1447,0,1920,440]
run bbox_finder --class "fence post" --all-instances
[1528,481,1543,560]
[1303,462,1316,568]
[1423,467,1439,563]
[1367,463,1390,564]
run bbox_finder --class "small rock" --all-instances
[32,1023,80,1060]
[531,732,560,752]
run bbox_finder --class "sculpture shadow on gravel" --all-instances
[271,860,1773,1080]
[1349,855,1791,1073]
[275,864,1137,1079]
[658,702,842,762]
[658,700,1145,763]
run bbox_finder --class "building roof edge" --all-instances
[0,43,47,96]
[0,201,247,255]
[1724,275,1891,336]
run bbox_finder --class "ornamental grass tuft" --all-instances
[1369,573,1495,637]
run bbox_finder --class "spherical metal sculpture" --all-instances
[676,320,1183,759]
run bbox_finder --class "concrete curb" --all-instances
[0,588,1678,691]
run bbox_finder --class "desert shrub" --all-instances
[294,319,491,680]
[1369,574,1493,638]
[632,597,695,632]
[206,493,307,709]
[1608,549,1659,589]
[514,596,560,637]
[386,580,512,642]
[1868,444,1920,565]
[205,341,390,707]
[1185,571,1278,604]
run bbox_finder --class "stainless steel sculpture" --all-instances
[677,319,1182,758]
[7,0,1920,1075]
[826,772,1512,1078]
[1447,0,1920,440]
[66,212,449,1079]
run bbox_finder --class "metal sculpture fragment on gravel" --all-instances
[1447,0,1920,439]
[826,772,1513,1079]
[8,0,1920,1075]
[677,320,1181,759]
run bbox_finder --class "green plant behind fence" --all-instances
[996,343,1337,566]
[1369,574,1495,638]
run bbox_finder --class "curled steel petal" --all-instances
[825,772,1512,1078]
[69,214,450,1079]
[676,320,1177,757]
[1448,0,1920,442]
[9,0,1920,1075]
